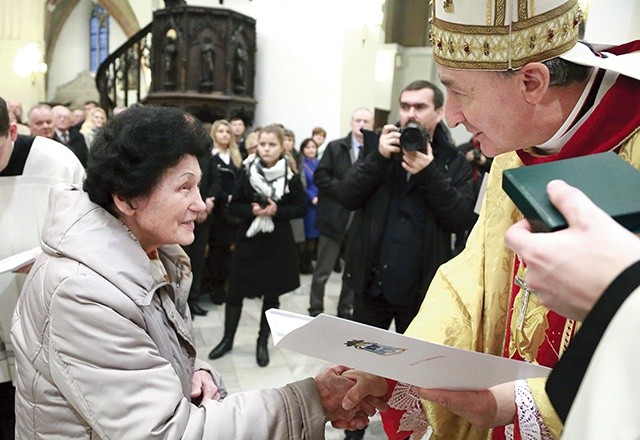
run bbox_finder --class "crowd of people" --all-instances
[2,0,639,438]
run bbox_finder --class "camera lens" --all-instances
[399,122,429,152]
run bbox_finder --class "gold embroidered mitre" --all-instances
[430,0,583,70]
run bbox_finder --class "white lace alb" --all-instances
[504,380,554,440]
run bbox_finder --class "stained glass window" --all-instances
[90,5,109,72]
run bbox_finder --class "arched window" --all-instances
[90,5,109,72]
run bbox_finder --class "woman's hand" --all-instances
[341,370,389,415]
[13,262,35,274]
[251,198,278,217]
[191,370,221,404]
[315,366,388,430]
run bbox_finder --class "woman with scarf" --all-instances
[208,124,306,367]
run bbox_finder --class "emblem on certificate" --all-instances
[345,339,406,356]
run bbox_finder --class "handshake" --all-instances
[314,366,388,430]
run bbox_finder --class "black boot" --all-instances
[208,304,242,359]
[189,303,208,316]
[209,291,226,305]
[256,309,273,367]
[209,281,227,305]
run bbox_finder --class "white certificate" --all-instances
[0,247,41,275]
[266,309,550,390]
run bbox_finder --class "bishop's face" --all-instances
[438,65,535,158]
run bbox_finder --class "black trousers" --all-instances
[0,381,15,440]
[353,292,417,334]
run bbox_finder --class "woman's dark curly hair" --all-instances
[83,105,212,217]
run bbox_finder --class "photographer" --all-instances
[336,80,475,440]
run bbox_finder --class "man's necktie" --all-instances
[352,145,362,164]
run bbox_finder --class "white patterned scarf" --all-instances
[245,156,293,237]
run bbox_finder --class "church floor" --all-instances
[191,272,391,439]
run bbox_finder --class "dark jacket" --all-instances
[314,132,360,240]
[54,128,89,168]
[198,154,221,224]
[227,165,307,299]
[338,124,475,309]
[209,154,240,246]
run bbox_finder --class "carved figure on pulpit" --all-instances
[199,40,215,91]
[232,27,248,94]
[163,29,178,89]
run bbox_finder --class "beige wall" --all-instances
[584,0,640,43]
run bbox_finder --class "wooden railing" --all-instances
[95,23,153,115]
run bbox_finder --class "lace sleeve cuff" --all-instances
[504,379,554,440]
[385,381,430,440]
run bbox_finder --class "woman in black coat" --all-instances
[208,124,306,367]
[204,119,244,304]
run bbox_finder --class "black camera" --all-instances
[253,193,270,208]
[398,122,429,152]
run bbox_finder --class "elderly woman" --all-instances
[11,106,386,439]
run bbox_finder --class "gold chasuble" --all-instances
[394,131,640,440]
[405,151,560,440]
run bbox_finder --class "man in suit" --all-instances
[308,107,373,319]
[52,105,89,168]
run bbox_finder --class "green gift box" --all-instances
[502,152,640,233]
